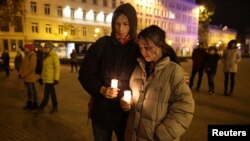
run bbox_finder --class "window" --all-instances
[31,23,38,33]
[103,0,107,7]
[44,4,50,15]
[71,26,75,35]
[58,25,64,34]
[82,10,86,20]
[82,27,87,36]
[45,24,51,33]
[11,40,16,51]
[15,16,23,32]
[112,0,116,8]
[57,6,63,17]
[71,8,75,19]
[30,2,37,13]
[0,23,9,32]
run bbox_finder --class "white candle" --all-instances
[124,90,132,103]
[111,79,118,88]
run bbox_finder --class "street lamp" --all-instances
[94,27,100,39]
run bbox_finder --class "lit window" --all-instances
[58,6,63,17]
[58,25,64,34]
[32,23,38,33]
[45,4,50,15]
[71,26,75,35]
[45,24,52,33]
[30,2,37,13]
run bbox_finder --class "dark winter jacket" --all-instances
[204,53,220,74]
[78,36,139,129]
[191,47,207,70]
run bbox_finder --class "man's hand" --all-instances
[100,86,119,99]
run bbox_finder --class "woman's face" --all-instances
[138,39,162,63]
[115,14,130,41]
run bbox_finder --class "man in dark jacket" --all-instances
[78,3,139,141]
[189,42,207,91]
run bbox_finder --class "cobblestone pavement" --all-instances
[0,58,250,141]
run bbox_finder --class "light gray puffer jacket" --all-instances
[125,57,195,141]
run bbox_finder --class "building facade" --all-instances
[208,25,237,48]
[0,0,199,60]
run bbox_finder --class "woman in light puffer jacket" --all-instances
[121,25,195,141]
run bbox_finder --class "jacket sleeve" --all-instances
[78,37,107,97]
[155,65,195,141]
[236,50,241,63]
[53,52,60,81]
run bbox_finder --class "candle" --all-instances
[111,79,118,88]
[124,90,132,103]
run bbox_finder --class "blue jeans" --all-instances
[92,120,125,141]
[24,82,38,103]
[39,83,58,109]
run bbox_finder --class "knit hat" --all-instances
[24,44,34,52]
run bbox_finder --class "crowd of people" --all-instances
[0,2,242,141]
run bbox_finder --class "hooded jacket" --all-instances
[42,50,60,83]
[78,3,139,129]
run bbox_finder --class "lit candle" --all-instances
[111,79,118,88]
[124,90,132,103]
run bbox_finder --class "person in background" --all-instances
[120,25,195,141]
[78,3,139,141]
[19,45,38,110]
[14,51,23,72]
[189,42,207,91]
[34,45,44,75]
[38,42,60,113]
[204,46,220,95]
[70,49,78,72]
[1,49,10,76]
[221,40,241,96]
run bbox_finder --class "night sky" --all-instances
[210,0,250,34]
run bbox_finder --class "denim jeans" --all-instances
[39,83,58,109]
[224,72,235,93]
[92,119,125,141]
[206,72,215,92]
[24,82,38,103]
[189,68,204,90]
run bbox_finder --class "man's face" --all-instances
[115,14,130,41]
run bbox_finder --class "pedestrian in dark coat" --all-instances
[204,46,220,94]
[189,43,207,91]
[1,49,10,76]
[14,51,23,72]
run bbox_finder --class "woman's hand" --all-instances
[120,97,131,111]
[100,86,120,99]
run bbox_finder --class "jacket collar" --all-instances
[137,56,171,73]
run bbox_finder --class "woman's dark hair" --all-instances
[137,25,179,64]
[227,39,237,49]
